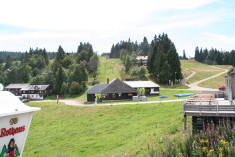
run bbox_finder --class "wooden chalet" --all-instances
[183,68,235,131]
[85,78,137,102]
[6,83,52,100]
[5,83,30,96]
[136,56,148,65]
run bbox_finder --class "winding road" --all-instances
[183,66,228,91]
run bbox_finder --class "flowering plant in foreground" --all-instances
[148,120,235,157]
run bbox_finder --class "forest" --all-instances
[0,43,99,95]
[194,47,235,65]
[109,33,182,84]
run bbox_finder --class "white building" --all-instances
[124,81,160,96]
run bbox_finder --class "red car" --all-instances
[218,86,226,90]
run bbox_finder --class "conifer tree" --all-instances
[147,33,182,84]
[4,55,12,70]
[54,66,66,94]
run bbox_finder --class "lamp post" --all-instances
[175,72,177,84]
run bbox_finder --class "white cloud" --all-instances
[0,0,216,30]
[201,33,235,51]
[0,0,223,53]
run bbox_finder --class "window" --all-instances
[154,87,158,91]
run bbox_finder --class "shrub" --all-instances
[150,120,235,157]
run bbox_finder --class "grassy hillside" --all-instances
[96,57,123,83]
[198,73,227,89]
[181,60,223,84]
[24,101,187,157]
[181,60,231,88]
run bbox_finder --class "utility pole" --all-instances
[112,63,115,73]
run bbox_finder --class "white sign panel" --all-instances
[0,112,33,157]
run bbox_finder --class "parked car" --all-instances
[218,86,226,90]
[22,99,30,103]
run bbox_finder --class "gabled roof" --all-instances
[5,83,30,89]
[136,56,148,60]
[21,85,50,91]
[101,78,137,94]
[85,78,137,94]
[124,81,160,88]
[5,84,50,91]
[85,84,108,94]
[228,67,235,75]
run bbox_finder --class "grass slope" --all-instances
[24,101,185,157]
[181,60,231,88]
[181,60,223,84]
[96,57,123,83]
[198,73,227,89]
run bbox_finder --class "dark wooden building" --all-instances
[85,78,137,102]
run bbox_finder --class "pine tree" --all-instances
[56,46,66,63]
[54,66,66,94]
[88,53,99,73]
[140,37,149,56]
[147,33,182,84]
[194,47,199,61]
[124,55,131,73]
[4,55,12,70]
[183,50,187,59]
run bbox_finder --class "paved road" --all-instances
[180,71,196,86]
[33,99,185,106]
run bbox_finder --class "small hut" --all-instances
[85,78,137,102]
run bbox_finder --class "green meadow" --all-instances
[24,101,187,157]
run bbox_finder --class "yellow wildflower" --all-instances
[202,147,208,151]
[200,139,205,143]
[219,139,228,145]
[209,149,214,153]
[219,147,224,152]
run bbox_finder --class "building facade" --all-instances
[6,84,51,100]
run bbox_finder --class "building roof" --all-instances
[85,78,137,94]
[5,83,30,89]
[5,84,50,91]
[228,67,235,75]
[85,84,108,94]
[101,78,137,94]
[21,85,50,91]
[124,81,160,88]
[136,56,148,60]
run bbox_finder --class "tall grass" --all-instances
[24,101,184,157]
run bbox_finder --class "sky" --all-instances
[0,0,235,57]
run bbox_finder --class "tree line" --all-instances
[0,43,99,95]
[109,37,149,58]
[109,33,182,84]
[0,50,57,64]
[194,47,235,65]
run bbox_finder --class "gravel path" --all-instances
[186,67,228,90]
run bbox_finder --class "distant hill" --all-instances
[96,57,123,83]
